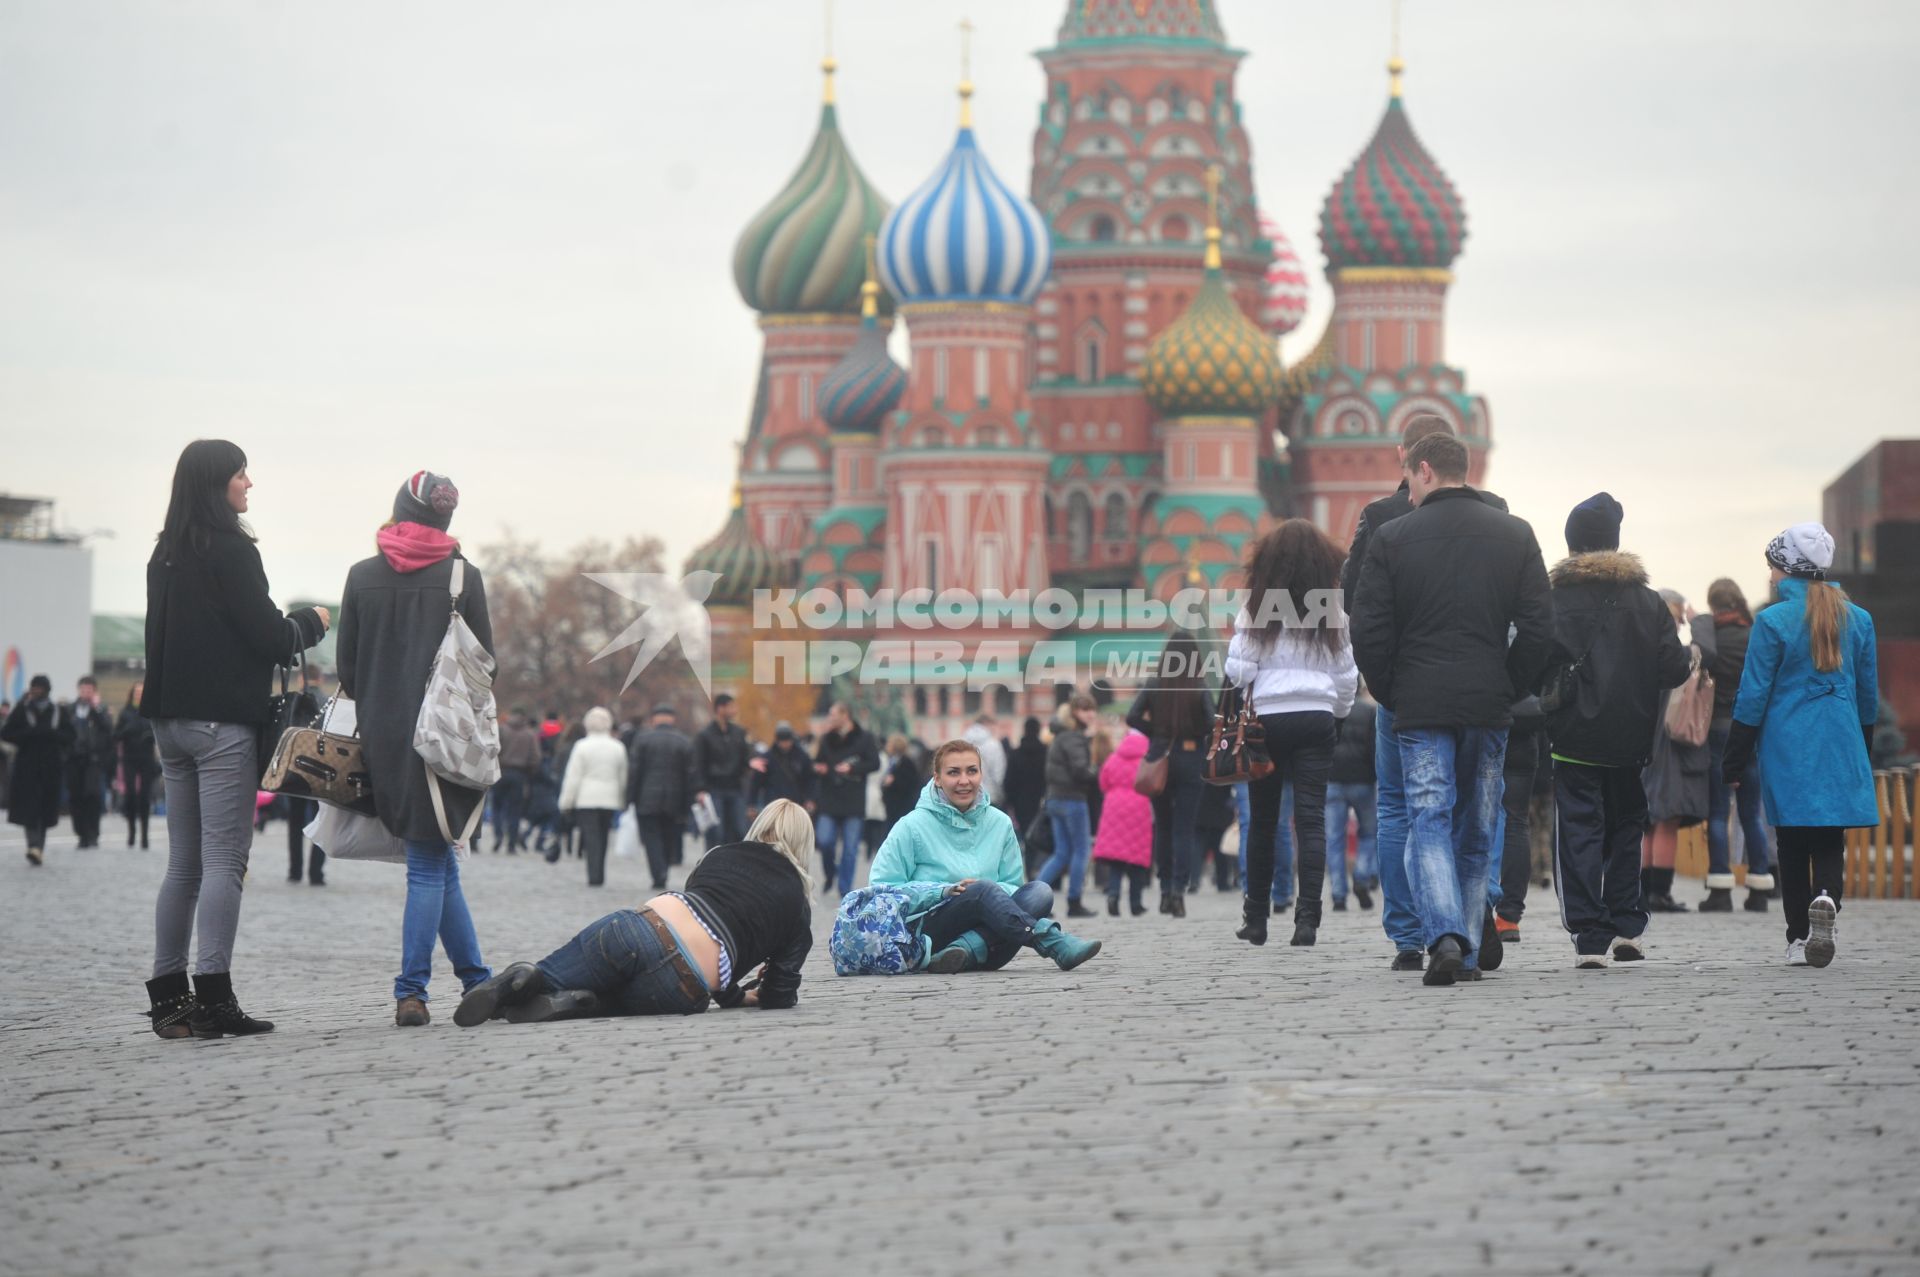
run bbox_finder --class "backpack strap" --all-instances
[448,557,465,610]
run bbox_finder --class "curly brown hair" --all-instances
[1241,518,1345,654]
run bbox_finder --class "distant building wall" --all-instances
[0,540,93,699]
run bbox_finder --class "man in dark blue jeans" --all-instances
[1351,432,1553,986]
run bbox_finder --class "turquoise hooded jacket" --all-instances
[868,778,1026,902]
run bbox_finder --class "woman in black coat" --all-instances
[336,470,494,1028]
[3,675,73,864]
[142,439,329,1039]
[115,681,161,849]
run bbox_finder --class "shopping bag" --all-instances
[305,803,405,864]
[612,807,641,858]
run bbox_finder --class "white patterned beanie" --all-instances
[1765,521,1834,580]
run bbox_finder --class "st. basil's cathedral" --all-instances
[690,0,1489,735]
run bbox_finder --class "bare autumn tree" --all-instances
[477,532,701,726]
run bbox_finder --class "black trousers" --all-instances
[1149,744,1206,892]
[122,763,155,845]
[636,813,682,889]
[1494,730,1540,923]
[1103,861,1150,904]
[1552,760,1648,954]
[576,808,616,887]
[287,797,326,881]
[1775,826,1846,943]
[1246,711,1335,924]
[69,781,103,845]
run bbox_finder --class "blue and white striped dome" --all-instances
[876,127,1052,305]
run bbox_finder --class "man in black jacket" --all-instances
[65,676,115,849]
[628,703,693,889]
[813,701,880,897]
[1351,433,1553,986]
[748,722,815,816]
[691,693,752,849]
[1342,414,1456,970]
[1542,493,1692,968]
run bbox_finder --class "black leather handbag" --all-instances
[1203,684,1275,786]
[257,654,321,785]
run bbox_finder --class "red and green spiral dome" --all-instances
[1319,96,1467,272]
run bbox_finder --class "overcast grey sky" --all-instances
[3,1,1916,616]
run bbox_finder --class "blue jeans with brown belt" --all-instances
[536,908,712,1015]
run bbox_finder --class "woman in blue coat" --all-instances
[1722,523,1877,969]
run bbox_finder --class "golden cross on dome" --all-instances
[1203,164,1223,271]
[822,0,837,105]
[958,17,975,128]
[861,232,879,319]
[1388,0,1405,99]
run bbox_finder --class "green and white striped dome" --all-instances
[733,96,892,316]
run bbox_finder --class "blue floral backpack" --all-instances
[830,885,926,976]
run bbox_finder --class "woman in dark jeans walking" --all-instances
[141,440,329,1038]
[1224,520,1359,947]
[1126,628,1213,918]
[1700,578,1775,912]
[114,681,161,850]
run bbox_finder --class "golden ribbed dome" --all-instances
[1142,262,1283,419]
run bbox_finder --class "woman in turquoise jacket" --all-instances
[869,740,1101,974]
[1722,523,1878,969]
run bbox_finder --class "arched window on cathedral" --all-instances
[1067,492,1093,562]
[1102,492,1129,539]
[1161,214,1191,242]
[1088,213,1117,242]
[1081,336,1104,384]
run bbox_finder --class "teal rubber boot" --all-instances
[1031,919,1102,971]
[925,929,989,974]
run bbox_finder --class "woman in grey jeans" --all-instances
[141,440,329,1039]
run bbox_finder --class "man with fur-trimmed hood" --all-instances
[1543,493,1692,969]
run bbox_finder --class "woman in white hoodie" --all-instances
[1224,520,1358,948]
[559,706,629,888]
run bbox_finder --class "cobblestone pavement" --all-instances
[2,822,1917,1277]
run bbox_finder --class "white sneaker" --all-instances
[1805,893,1837,968]
[1611,935,1646,963]
[1785,939,1808,967]
[1574,951,1611,970]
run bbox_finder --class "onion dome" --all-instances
[818,245,906,433]
[1318,64,1467,272]
[733,62,892,316]
[877,84,1051,306]
[684,488,786,608]
[1143,217,1283,418]
[1259,216,1310,336]
[1053,0,1225,46]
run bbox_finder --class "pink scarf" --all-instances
[376,522,459,573]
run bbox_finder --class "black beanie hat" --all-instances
[1565,492,1623,554]
[393,470,459,531]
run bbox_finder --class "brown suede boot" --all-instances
[395,997,430,1027]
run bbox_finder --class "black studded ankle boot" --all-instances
[189,972,275,1038]
[145,972,197,1040]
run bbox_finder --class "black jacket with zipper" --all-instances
[1350,485,1554,731]
[1542,551,1693,769]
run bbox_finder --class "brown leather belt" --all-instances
[637,905,711,1005]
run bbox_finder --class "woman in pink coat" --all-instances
[1093,730,1156,916]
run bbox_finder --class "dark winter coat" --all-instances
[115,705,160,777]
[1044,726,1096,800]
[881,752,922,825]
[1707,618,1751,725]
[1541,551,1692,770]
[1350,485,1554,732]
[812,725,880,818]
[1644,616,1716,823]
[2,697,72,828]
[1340,480,1414,610]
[1329,698,1377,784]
[65,703,115,794]
[143,529,326,725]
[1003,734,1049,830]
[629,724,694,816]
[691,720,754,793]
[749,741,815,809]
[336,550,493,844]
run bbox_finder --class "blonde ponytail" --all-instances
[1804,581,1847,673]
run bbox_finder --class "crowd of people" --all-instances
[2,427,1886,1038]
